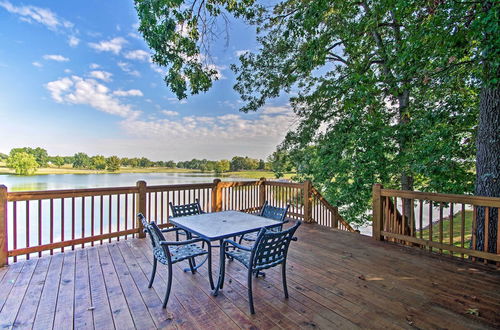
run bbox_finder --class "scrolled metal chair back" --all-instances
[169,199,203,217]
[260,201,289,221]
[251,221,301,271]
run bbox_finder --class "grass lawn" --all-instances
[418,210,473,249]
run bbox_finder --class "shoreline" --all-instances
[0,166,292,179]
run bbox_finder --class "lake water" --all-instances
[0,172,253,192]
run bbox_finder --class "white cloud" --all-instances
[113,89,143,97]
[166,97,187,105]
[120,105,297,159]
[89,37,127,54]
[235,49,249,57]
[89,70,112,82]
[124,49,149,61]
[117,61,140,77]
[32,61,43,67]
[261,106,292,115]
[89,63,100,69]
[45,75,140,118]
[128,32,142,40]
[160,110,179,116]
[0,1,72,30]
[64,69,71,73]
[43,54,69,62]
[68,36,80,47]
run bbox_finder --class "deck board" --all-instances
[0,222,498,329]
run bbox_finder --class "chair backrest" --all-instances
[259,201,289,222]
[137,213,170,259]
[251,221,301,271]
[169,199,203,217]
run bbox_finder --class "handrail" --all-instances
[0,178,358,265]
[311,187,356,232]
[372,183,500,263]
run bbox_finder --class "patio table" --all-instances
[168,210,283,292]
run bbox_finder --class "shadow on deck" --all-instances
[0,222,498,329]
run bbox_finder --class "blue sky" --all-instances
[0,0,295,161]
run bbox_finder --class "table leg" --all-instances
[213,239,225,296]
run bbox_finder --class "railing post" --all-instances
[136,180,147,238]
[259,177,266,207]
[0,185,8,266]
[303,180,312,223]
[372,183,384,241]
[212,179,222,212]
[332,207,339,229]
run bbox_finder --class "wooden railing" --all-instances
[0,178,355,265]
[372,184,500,263]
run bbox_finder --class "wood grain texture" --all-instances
[0,222,497,329]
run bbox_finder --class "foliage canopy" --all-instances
[135,0,500,226]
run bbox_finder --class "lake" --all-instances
[0,172,253,192]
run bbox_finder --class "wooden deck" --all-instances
[0,222,498,329]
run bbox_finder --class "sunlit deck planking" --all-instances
[0,222,498,329]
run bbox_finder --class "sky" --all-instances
[0,0,296,161]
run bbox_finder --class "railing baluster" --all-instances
[439,203,443,254]
[108,195,112,243]
[419,200,423,240]
[91,196,95,246]
[38,200,42,258]
[13,201,17,262]
[428,201,433,252]
[117,194,120,241]
[132,193,136,237]
[49,199,53,255]
[449,203,454,257]
[61,198,64,253]
[71,197,75,250]
[25,201,30,260]
[484,207,489,257]
[125,194,128,239]
[160,191,164,224]
[81,197,85,248]
[100,195,104,244]
[461,203,465,259]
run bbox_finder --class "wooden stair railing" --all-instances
[310,187,357,232]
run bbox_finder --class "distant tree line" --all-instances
[2,147,278,176]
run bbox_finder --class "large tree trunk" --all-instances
[474,85,500,253]
[398,90,414,235]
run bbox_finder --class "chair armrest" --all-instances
[160,237,211,246]
[223,239,252,251]
[160,227,184,233]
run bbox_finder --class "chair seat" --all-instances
[153,244,207,264]
[242,226,280,242]
[226,249,251,267]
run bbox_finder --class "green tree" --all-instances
[135,0,494,228]
[6,151,39,175]
[10,147,48,167]
[52,156,65,168]
[214,160,230,174]
[0,152,8,161]
[73,152,90,169]
[268,151,293,179]
[106,156,121,172]
[90,155,107,170]
[258,159,265,170]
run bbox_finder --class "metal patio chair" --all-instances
[138,213,214,308]
[216,220,301,314]
[169,199,205,242]
[239,201,290,243]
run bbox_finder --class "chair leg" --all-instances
[248,268,255,314]
[282,262,289,299]
[163,263,173,308]
[175,231,179,242]
[148,257,157,288]
[188,257,196,274]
